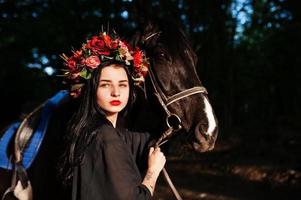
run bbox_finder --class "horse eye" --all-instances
[153,47,171,61]
[159,52,172,62]
[158,51,167,59]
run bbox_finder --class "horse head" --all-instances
[132,19,218,152]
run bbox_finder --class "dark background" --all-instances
[1,0,300,199]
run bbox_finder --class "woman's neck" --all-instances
[106,113,118,128]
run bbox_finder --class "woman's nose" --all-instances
[111,86,120,97]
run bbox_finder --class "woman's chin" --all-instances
[105,106,125,115]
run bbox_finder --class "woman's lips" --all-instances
[110,100,121,106]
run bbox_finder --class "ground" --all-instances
[1,123,300,200]
[154,125,301,200]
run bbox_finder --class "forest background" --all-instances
[1,0,300,199]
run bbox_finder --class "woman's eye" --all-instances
[99,84,110,88]
[119,84,128,88]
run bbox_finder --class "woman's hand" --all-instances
[147,147,166,174]
[142,147,166,196]
[14,180,33,200]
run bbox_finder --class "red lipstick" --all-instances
[110,100,121,106]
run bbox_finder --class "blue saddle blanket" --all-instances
[0,90,68,170]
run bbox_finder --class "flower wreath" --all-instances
[60,31,149,97]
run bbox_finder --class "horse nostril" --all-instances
[192,122,217,152]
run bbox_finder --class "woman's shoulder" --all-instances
[126,129,152,137]
[93,124,120,144]
[122,129,153,144]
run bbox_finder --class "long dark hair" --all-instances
[60,62,136,185]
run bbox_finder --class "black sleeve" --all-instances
[121,130,155,174]
[93,127,152,200]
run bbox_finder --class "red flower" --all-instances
[103,34,112,47]
[85,36,110,55]
[79,58,86,66]
[66,58,77,70]
[85,56,100,69]
[122,40,132,51]
[99,50,111,56]
[73,50,83,60]
[133,50,143,68]
[87,36,105,48]
[111,40,119,49]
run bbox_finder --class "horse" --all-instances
[0,19,218,200]
[129,19,218,152]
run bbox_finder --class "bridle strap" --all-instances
[14,103,46,163]
[148,68,171,116]
[148,67,208,117]
[166,86,207,106]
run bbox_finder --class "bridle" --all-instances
[148,65,208,144]
[147,64,207,200]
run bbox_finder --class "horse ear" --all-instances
[131,20,160,49]
[130,19,154,47]
[185,48,198,67]
[143,20,156,33]
[174,25,198,67]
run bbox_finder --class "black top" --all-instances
[73,123,153,200]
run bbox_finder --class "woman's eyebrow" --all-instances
[99,80,128,82]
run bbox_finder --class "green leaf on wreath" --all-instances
[80,68,91,79]
[115,54,122,61]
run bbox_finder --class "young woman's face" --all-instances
[96,64,130,116]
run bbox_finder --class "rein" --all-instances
[148,66,207,200]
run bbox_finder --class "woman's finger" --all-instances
[154,147,161,152]
[14,181,22,195]
[149,147,154,155]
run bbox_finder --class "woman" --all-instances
[60,31,166,200]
